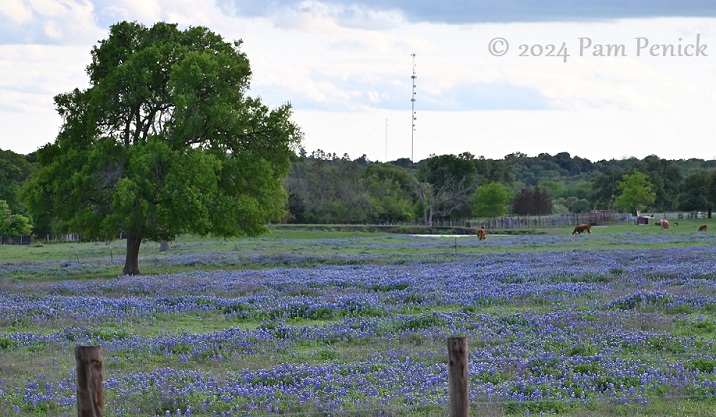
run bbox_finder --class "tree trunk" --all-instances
[122,234,142,275]
[159,239,169,252]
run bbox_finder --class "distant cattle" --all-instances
[661,219,670,230]
[477,227,487,240]
[698,224,708,232]
[572,224,591,235]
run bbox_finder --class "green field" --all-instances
[2,223,716,416]
[2,219,712,263]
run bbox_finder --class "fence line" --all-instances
[383,211,627,229]
[71,341,716,417]
[78,341,471,417]
[9,210,707,245]
[392,210,707,229]
[0,234,33,245]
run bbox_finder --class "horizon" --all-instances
[7,142,716,165]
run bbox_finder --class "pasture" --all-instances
[2,223,716,416]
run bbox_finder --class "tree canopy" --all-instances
[511,186,553,215]
[21,21,301,275]
[472,182,510,218]
[705,170,716,216]
[0,149,34,215]
[614,169,656,215]
[0,200,32,238]
[412,153,477,225]
[676,172,709,212]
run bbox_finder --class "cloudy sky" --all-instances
[1,0,715,162]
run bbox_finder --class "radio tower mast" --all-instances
[385,118,388,161]
[410,53,416,163]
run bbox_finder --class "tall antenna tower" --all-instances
[410,53,416,163]
[385,118,388,161]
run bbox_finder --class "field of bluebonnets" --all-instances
[3,224,716,416]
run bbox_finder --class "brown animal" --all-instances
[572,224,591,235]
[698,224,708,232]
[476,227,487,240]
[661,219,670,230]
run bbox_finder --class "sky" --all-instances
[1,1,715,163]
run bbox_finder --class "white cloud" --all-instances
[100,0,161,22]
[32,0,100,42]
[0,0,103,44]
[271,1,343,32]
[331,3,405,30]
[254,0,406,32]
[1,0,34,24]
[0,44,91,111]
[407,18,716,113]
[0,110,60,153]
[99,0,226,26]
[43,21,63,39]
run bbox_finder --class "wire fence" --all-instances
[0,234,33,244]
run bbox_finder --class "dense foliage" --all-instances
[614,169,657,215]
[0,149,34,216]
[282,152,715,224]
[511,185,553,215]
[471,182,511,218]
[18,22,301,274]
[6,148,716,230]
[6,146,716,229]
[0,200,32,237]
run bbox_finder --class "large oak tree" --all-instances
[21,21,302,275]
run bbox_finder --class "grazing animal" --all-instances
[572,224,591,235]
[661,219,670,230]
[698,224,708,232]
[476,227,487,240]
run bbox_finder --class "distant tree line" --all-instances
[5,147,716,230]
[283,150,716,224]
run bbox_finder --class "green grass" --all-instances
[2,219,713,264]
[1,227,712,283]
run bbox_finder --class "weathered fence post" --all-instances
[448,337,469,417]
[75,346,103,417]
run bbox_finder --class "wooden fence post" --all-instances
[75,346,103,417]
[448,337,469,417]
